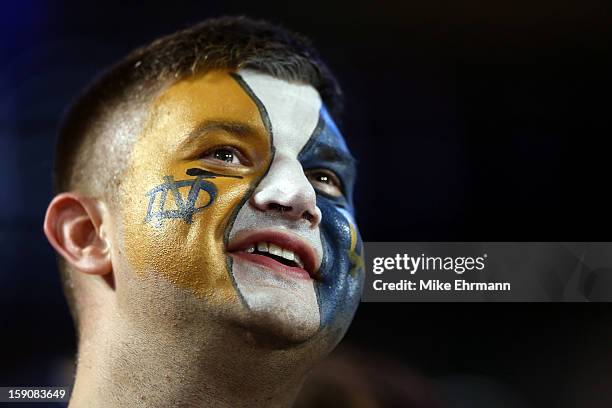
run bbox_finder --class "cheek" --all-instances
[120,164,256,303]
[338,208,364,278]
[315,202,364,329]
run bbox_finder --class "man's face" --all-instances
[117,69,363,343]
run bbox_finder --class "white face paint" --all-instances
[227,70,323,342]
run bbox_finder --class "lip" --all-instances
[227,229,321,280]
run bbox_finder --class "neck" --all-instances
[69,314,315,408]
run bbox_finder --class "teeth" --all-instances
[269,243,283,257]
[282,249,295,261]
[294,254,304,268]
[246,242,306,269]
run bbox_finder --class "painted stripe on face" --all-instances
[121,70,274,309]
[226,71,362,342]
[227,70,323,342]
[298,105,363,334]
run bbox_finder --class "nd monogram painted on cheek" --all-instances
[144,168,243,227]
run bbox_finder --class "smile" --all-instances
[227,230,320,280]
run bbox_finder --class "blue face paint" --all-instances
[298,105,364,332]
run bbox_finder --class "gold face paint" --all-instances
[348,222,364,277]
[120,70,271,304]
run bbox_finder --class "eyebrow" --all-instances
[178,119,260,152]
[310,144,357,168]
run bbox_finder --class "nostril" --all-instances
[268,203,292,213]
[302,211,314,223]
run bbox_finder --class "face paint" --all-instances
[227,71,323,341]
[298,105,364,333]
[227,70,363,341]
[120,68,362,342]
[120,70,272,308]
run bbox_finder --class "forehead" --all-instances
[136,69,353,170]
[142,70,268,151]
[236,69,322,152]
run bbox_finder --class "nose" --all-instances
[250,156,321,228]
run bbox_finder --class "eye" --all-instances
[306,169,343,198]
[201,147,249,166]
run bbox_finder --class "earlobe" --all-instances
[44,193,112,276]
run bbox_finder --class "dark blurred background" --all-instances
[1,1,611,407]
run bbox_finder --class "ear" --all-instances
[44,193,112,276]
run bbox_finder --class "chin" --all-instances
[237,289,320,347]
[229,253,322,346]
